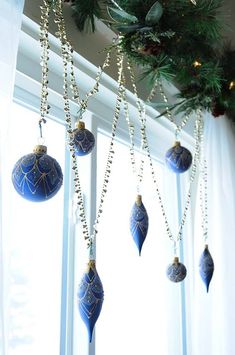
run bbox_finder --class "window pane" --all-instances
[7,103,65,355]
[96,132,174,355]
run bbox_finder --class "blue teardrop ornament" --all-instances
[73,121,95,156]
[12,145,63,202]
[199,245,214,292]
[78,260,104,343]
[165,141,192,173]
[167,257,187,282]
[130,195,149,255]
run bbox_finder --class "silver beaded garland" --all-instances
[39,0,51,139]
[158,80,191,140]
[53,0,126,255]
[126,63,204,256]
[121,67,145,194]
[40,1,206,267]
[198,115,209,242]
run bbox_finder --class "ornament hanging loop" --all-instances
[37,136,46,145]
[38,118,46,145]
[173,241,178,256]
[77,104,86,121]
[39,117,46,137]
[175,128,180,141]
[89,236,96,260]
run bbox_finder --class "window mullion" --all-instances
[60,142,76,355]
[177,174,188,355]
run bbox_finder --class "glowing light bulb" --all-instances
[193,60,202,68]
[229,81,235,90]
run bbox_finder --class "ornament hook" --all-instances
[175,128,180,141]
[77,104,86,121]
[38,118,46,145]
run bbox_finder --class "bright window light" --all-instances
[7,102,65,355]
[96,132,173,355]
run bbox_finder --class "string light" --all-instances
[193,60,202,68]
[229,81,235,90]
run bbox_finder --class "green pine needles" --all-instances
[71,0,102,32]
[61,0,235,121]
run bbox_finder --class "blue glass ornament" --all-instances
[12,145,63,202]
[130,195,149,255]
[166,257,187,282]
[165,141,192,173]
[73,121,95,156]
[78,260,104,343]
[199,245,214,292]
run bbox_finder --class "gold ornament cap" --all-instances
[174,141,181,147]
[173,256,179,264]
[33,145,47,154]
[86,259,96,272]
[76,121,85,130]
[136,194,142,206]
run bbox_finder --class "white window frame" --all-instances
[14,15,196,355]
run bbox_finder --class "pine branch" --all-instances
[140,59,175,83]
[60,0,234,121]
[117,0,157,21]
[71,0,100,32]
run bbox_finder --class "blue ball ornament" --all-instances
[166,257,187,282]
[73,121,95,156]
[78,260,104,343]
[12,145,63,202]
[165,141,192,173]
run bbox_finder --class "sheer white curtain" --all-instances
[0,1,25,354]
[190,112,235,355]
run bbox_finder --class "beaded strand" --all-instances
[158,80,191,140]
[198,113,208,241]
[53,0,111,117]
[39,0,51,139]
[121,67,145,194]
[127,63,202,248]
[53,0,125,254]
